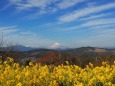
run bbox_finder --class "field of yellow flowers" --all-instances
[0,57,115,86]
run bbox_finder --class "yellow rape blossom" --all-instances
[0,56,115,86]
[16,82,22,86]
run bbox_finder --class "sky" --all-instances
[0,0,115,49]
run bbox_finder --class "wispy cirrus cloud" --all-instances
[1,0,115,48]
[0,4,11,12]
[8,0,86,15]
[57,0,85,10]
[0,26,17,30]
[68,24,115,48]
[80,13,112,21]
[0,26,18,34]
[20,31,36,36]
[58,2,115,22]
[54,18,115,31]
[81,29,115,48]
[12,0,55,10]
[0,25,55,48]
[81,18,115,27]
[6,34,54,48]
[62,27,115,48]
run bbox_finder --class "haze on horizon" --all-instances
[0,0,115,49]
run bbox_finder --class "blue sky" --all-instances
[0,0,115,48]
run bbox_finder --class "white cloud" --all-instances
[20,31,36,36]
[81,18,115,27]
[80,13,111,21]
[57,0,85,9]
[0,26,18,34]
[0,26,17,30]
[0,25,55,48]
[9,0,56,11]
[84,29,115,47]
[10,0,85,10]
[19,0,53,10]
[10,0,22,3]
[58,2,115,22]
[55,18,115,31]
[88,24,115,31]
[70,27,115,48]
[87,2,96,7]
[8,0,86,16]
[5,34,54,48]
[0,4,11,12]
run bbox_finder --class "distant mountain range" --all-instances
[0,45,35,51]
[11,45,70,51]
[1,45,115,52]
[11,46,115,52]
[21,46,115,58]
[1,45,115,66]
[13,45,36,51]
[68,47,106,52]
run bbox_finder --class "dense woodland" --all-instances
[0,46,115,68]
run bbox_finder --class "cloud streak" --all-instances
[58,2,115,22]
[80,13,112,21]
[0,26,55,48]
[57,0,85,10]
[8,0,86,15]
[0,26,18,34]
[81,18,115,27]
[55,18,115,31]
[1,0,115,48]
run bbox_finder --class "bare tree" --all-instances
[0,30,21,62]
[0,30,4,50]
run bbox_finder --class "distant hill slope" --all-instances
[23,46,115,53]
[14,45,35,51]
[1,45,35,51]
[67,46,111,53]
[1,45,115,52]
[20,46,115,60]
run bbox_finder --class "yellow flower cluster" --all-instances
[0,57,115,86]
